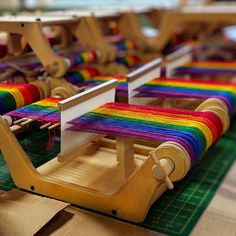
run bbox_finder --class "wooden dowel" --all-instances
[21,119,34,126]
[48,123,60,130]
[116,136,136,181]
[13,118,28,124]
[40,122,51,129]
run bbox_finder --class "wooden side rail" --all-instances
[59,79,118,152]
[127,58,162,101]
[165,45,193,77]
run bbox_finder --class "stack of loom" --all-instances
[0,1,236,232]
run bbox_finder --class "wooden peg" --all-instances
[21,119,34,126]
[40,122,51,129]
[7,33,22,55]
[150,150,174,190]
[116,136,136,180]
[48,123,60,130]
[13,118,28,125]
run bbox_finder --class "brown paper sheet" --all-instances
[0,189,69,235]
[0,190,162,236]
[38,207,163,236]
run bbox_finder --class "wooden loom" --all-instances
[44,9,160,64]
[70,6,236,56]
[0,10,232,223]
[39,5,236,57]
[0,78,193,222]
[0,16,81,131]
[0,14,127,78]
[0,62,231,223]
[45,9,120,64]
[0,13,134,97]
[0,15,82,78]
[117,6,236,52]
[43,7,218,66]
[0,13,149,132]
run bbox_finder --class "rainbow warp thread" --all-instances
[71,75,113,87]
[65,65,128,98]
[0,51,99,76]
[174,61,236,76]
[134,78,236,114]
[116,54,141,68]
[65,67,100,85]
[67,51,98,67]
[6,97,63,125]
[113,75,128,98]
[68,102,223,165]
[113,39,139,52]
[0,83,40,115]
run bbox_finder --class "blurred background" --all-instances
[0,0,180,12]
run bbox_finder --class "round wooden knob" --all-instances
[51,86,71,98]
[154,141,191,182]
[196,98,230,134]
[196,98,228,115]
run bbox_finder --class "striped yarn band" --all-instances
[0,83,40,115]
[6,97,63,125]
[68,102,222,165]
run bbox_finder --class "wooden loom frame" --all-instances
[41,9,160,71]
[42,10,120,64]
[0,15,82,78]
[45,9,155,53]
[1,13,130,75]
[0,10,231,223]
[110,7,236,52]
[0,14,125,77]
[0,79,193,223]
[150,7,236,51]
[44,6,236,55]
[80,7,236,55]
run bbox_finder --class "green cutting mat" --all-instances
[0,123,235,235]
[142,135,236,235]
[0,128,60,191]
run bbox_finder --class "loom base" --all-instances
[0,114,177,222]
[37,143,145,195]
